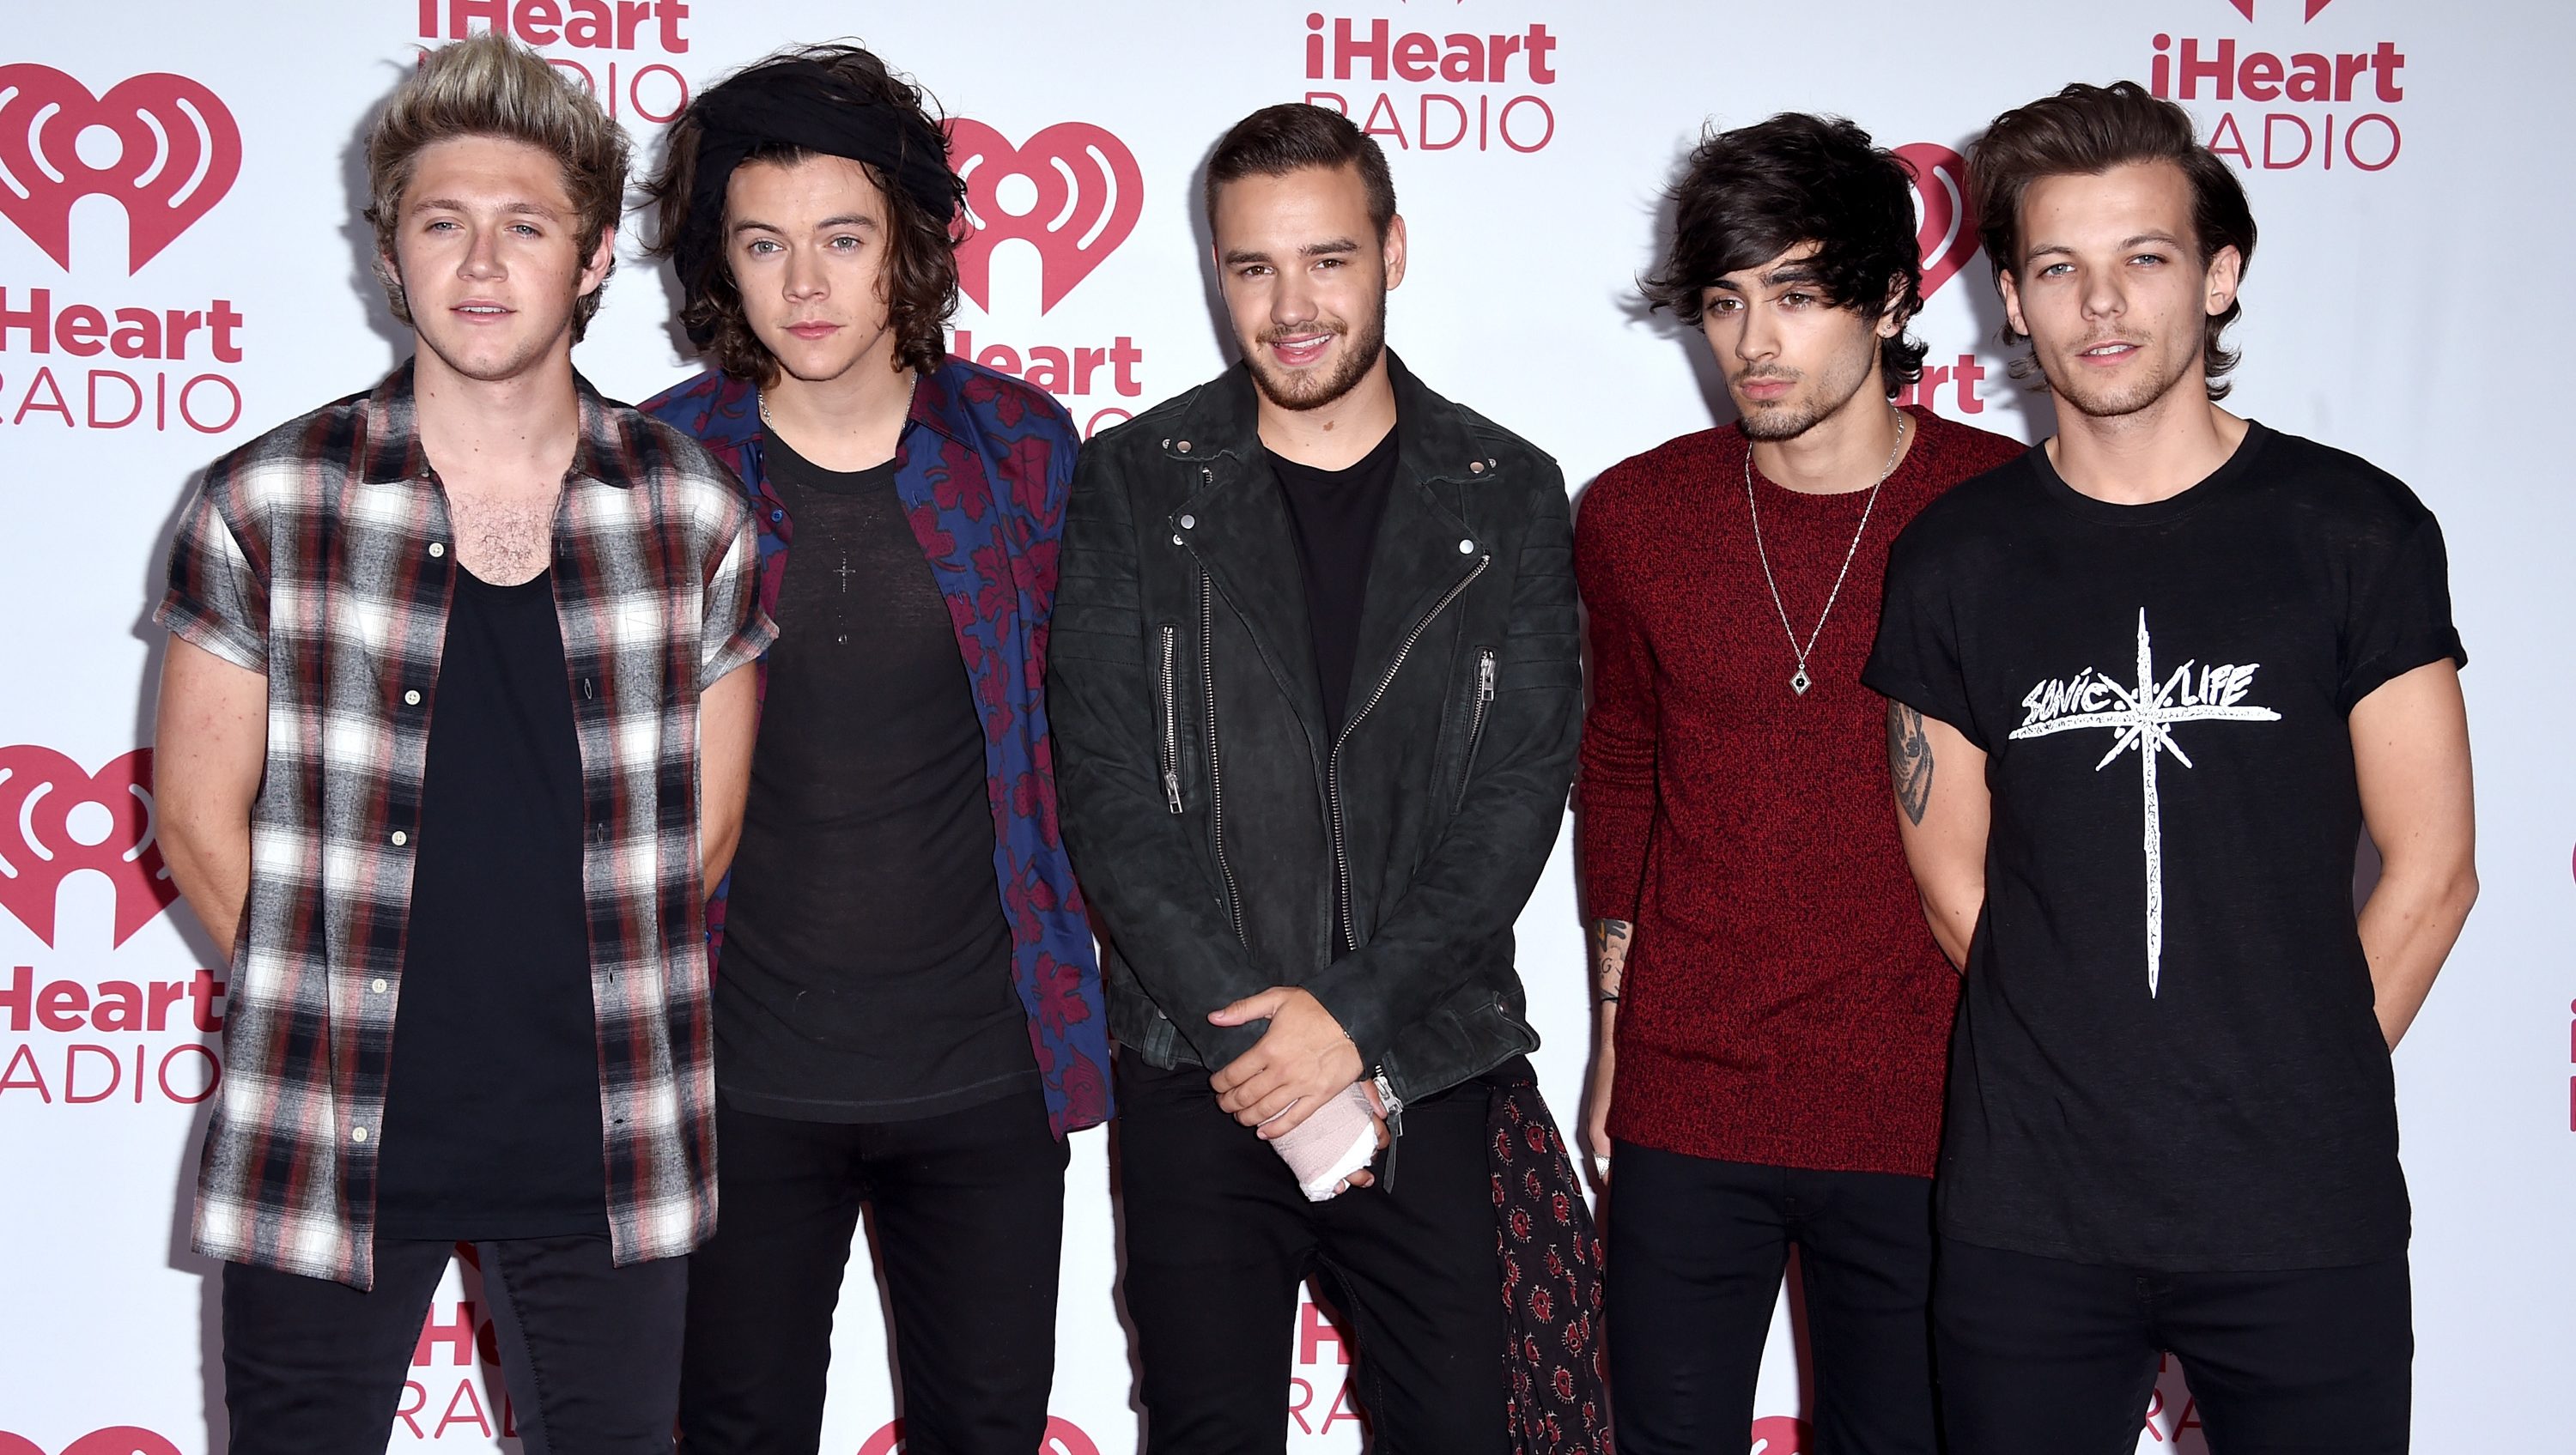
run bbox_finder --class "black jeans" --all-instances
[1605,1143,1939,1455]
[677,1086,1069,1455]
[221,1232,685,1454]
[1115,1054,1515,1455]
[1935,1238,2413,1454]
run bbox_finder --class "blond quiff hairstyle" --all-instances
[363,32,632,341]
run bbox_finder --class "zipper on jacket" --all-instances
[1327,555,1492,952]
[1158,624,1183,814]
[1455,649,1497,809]
[1202,572,1247,943]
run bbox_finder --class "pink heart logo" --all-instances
[0,66,241,273]
[0,1429,184,1455]
[2227,0,2337,19]
[1751,1415,1810,1455]
[0,746,180,948]
[859,1417,1097,1455]
[1894,142,1979,302]
[950,119,1143,315]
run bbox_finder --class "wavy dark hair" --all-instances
[1641,112,1929,396]
[640,43,960,384]
[1971,81,2257,400]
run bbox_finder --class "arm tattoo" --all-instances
[1592,918,1631,1000]
[1888,703,1935,827]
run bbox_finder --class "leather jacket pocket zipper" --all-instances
[1158,624,1183,814]
[1201,573,1246,943]
[1456,648,1496,808]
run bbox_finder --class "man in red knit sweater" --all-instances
[1574,114,2022,1454]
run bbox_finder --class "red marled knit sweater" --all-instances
[1575,407,2026,1178]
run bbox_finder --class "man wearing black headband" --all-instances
[639,45,1110,1455]
[1051,105,1588,1452]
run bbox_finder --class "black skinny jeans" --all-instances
[1115,1053,1516,1455]
[221,1232,686,1455]
[1935,1238,2412,1454]
[677,1085,1069,1455]
[1606,1143,1941,1455]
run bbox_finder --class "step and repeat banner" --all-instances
[3,2,2567,1452]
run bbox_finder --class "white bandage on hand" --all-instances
[1265,1082,1382,1201]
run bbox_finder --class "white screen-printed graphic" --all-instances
[2007,609,2281,996]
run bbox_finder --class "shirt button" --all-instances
[428,542,445,558]
[1179,514,1195,529]
[1469,460,1485,474]
[390,830,408,846]
[402,689,421,706]
[1170,534,1184,546]
[350,1125,368,1143]
[1458,539,1475,554]
[370,978,387,993]
[1176,440,1193,454]
[769,508,784,523]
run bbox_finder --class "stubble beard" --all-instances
[1733,343,1876,443]
[2041,329,2200,420]
[1248,291,1388,413]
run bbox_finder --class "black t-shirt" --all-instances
[714,427,1031,1123]
[376,567,606,1240]
[1864,422,2463,1271]
[1273,425,1400,735]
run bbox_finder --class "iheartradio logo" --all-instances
[858,1417,1098,1455]
[0,1431,182,1455]
[951,120,1142,315]
[0,746,179,949]
[0,66,240,273]
[1895,142,1978,302]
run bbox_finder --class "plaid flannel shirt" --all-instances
[155,361,775,1289]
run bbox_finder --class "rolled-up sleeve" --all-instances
[155,465,269,672]
[698,506,775,689]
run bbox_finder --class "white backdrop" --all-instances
[3,3,2568,1452]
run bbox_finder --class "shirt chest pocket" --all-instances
[335,486,447,686]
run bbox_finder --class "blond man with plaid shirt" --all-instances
[151,35,771,1453]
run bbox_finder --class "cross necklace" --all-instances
[765,391,867,638]
[1744,409,1910,696]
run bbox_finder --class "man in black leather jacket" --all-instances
[1050,104,1580,1453]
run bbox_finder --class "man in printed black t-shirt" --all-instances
[1864,82,2476,1455]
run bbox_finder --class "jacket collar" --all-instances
[1164,350,1500,762]
[1157,351,1497,488]
[360,356,647,490]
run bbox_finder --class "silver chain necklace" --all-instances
[1744,411,1909,696]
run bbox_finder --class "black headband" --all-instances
[672,61,961,346]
